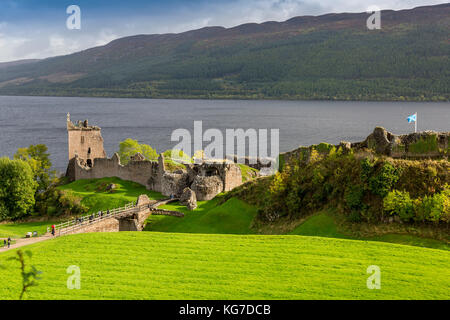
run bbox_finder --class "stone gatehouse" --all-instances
[65,115,243,200]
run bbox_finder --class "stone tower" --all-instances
[67,113,106,167]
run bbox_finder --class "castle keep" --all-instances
[67,113,106,166]
[66,116,243,201]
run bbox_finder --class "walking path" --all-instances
[0,234,54,253]
[0,198,181,253]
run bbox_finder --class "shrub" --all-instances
[415,185,450,223]
[345,185,365,210]
[35,189,88,217]
[347,210,362,223]
[383,190,414,222]
[368,162,400,197]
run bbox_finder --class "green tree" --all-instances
[118,139,158,165]
[0,158,37,220]
[14,144,55,193]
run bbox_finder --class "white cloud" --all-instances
[0,35,29,61]
[95,29,119,46]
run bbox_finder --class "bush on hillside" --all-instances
[383,190,414,222]
[35,189,88,217]
[254,153,449,224]
[383,185,449,223]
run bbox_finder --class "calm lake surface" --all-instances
[0,96,449,172]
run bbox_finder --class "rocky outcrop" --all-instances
[179,187,197,210]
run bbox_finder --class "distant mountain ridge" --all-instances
[0,59,40,69]
[0,3,449,101]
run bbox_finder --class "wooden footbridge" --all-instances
[49,195,182,237]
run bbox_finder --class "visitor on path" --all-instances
[7,237,11,248]
[3,239,6,247]
[51,225,55,236]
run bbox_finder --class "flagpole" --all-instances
[415,112,417,133]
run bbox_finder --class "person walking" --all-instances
[51,225,56,236]
[3,239,6,248]
[7,237,11,248]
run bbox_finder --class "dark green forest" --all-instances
[0,4,449,101]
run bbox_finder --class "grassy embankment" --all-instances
[0,232,449,300]
[145,197,258,234]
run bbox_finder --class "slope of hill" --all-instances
[0,4,449,101]
[0,59,40,70]
[0,232,449,299]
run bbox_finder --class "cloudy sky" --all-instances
[0,0,446,62]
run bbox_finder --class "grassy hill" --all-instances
[145,197,258,234]
[289,210,449,250]
[1,232,449,300]
[58,177,165,214]
[0,4,448,101]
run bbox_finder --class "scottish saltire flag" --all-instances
[407,113,417,123]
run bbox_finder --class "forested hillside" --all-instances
[0,4,448,101]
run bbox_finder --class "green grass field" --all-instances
[145,197,258,234]
[58,177,165,213]
[0,221,58,238]
[290,211,450,250]
[0,232,448,300]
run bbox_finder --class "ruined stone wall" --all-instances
[72,153,162,191]
[223,164,243,192]
[69,153,243,200]
[280,127,450,169]
[60,217,120,236]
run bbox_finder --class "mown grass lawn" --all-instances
[145,197,258,234]
[0,232,448,300]
[290,211,450,251]
[0,221,58,238]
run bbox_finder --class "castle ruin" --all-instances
[280,126,450,167]
[65,115,243,201]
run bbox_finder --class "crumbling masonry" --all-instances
[65,114,243,201]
